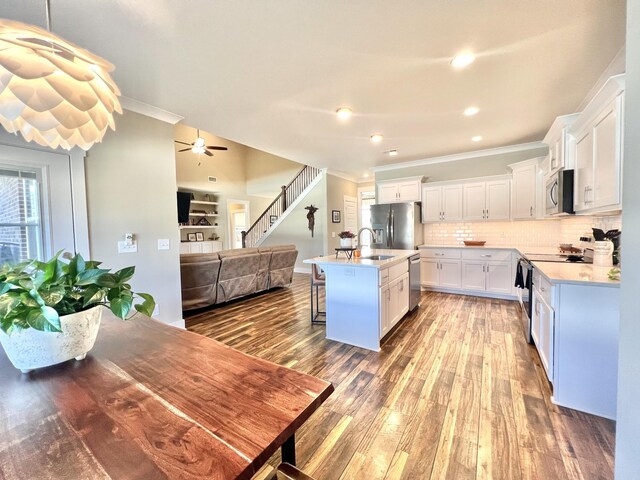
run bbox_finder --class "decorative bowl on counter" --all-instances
[464,240,486,246]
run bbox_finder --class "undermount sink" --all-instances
[360,255,395,261]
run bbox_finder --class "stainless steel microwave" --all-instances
[545,169,574,216]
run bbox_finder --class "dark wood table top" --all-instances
[0,311,334,479]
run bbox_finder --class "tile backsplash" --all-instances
[423,214,622,247]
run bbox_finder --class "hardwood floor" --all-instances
[186,274,615,480]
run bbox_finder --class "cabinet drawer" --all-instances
[461,249,512,262]
[533,268,553,305]
[420,248,462,259]
[379,268,389,286]
[389,261,408,283]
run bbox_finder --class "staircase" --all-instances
[242,165,322,248]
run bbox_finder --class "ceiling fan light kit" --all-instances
[0,11,122,151]
[175,129,228,157]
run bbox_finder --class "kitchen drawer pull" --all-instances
[480,254,492,257]
[530,206,533,216]
[434,253,444,256]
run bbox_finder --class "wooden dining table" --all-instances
[0,311,334,479]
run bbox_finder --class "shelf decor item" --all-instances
[0,8,122,150]
[338,231,355,248]
[0,252,155,373]
[464,240,487,246]
[195,232,204,242]
[187,233,196,242]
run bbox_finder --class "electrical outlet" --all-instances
[117,240,137,253]
[158,239,170,250]
[332,232,336,238]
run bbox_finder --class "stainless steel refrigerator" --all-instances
[369,203,423,250]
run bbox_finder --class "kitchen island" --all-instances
[304,249,418,351]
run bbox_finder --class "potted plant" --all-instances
[0,251,155,373]
[338,231,356,248]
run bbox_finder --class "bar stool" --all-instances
[310,264,326,324]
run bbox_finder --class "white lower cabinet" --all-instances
[180,240,223,254]
[380,268,409,338]
[421,258,461,289]
[421,248,514,299]
[532,286,555,382]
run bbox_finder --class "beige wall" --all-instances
[260,175,327,272]
[174,124,273,246]
[326,175,359,251]
[245,148,302,198]
[374,147,549,183]
[616,0,639,476]
[85,111,183,326]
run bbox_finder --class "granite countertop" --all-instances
[303,248,418,269]
[532,262,620,288]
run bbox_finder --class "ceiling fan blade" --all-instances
[206,146,228,150]
[175,141,192,146]
[178,148,192,152]
[204,150,214,157]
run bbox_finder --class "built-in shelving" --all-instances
[190,200,219,206]
[188,213,219,217]
[179,225,218,230]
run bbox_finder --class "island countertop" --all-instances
[303,248,418,269]
[532,261,620,288]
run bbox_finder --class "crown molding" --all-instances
[371,141,547,173]
[120,96,184,125]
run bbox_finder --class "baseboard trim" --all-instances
[295,267,311,274]
[421,286,517,301]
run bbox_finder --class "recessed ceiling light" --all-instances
[464,106,479,116]
[363,173,370,178]
[451,52,476,69]
[387,149,398,156]
[370,133,384,143]
[471,135,482,142]
[336,107,352,120]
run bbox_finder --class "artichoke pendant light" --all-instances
[0,1,122,150]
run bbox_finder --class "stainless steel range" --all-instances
[524,253,593,264]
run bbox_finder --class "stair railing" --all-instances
[242,165,321,248]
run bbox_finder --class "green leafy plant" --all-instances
[0,252,155,335]
[337,231,355,239]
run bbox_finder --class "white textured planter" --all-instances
[340,238,353,248]
[0,306,102,373]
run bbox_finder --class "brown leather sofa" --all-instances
[180,245,298,311]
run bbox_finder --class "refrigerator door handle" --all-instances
[390,209,395,247]
[386,211,391,247]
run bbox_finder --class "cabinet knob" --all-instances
[530,206,533,216]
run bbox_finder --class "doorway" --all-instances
[227,199,251,249]
[357,187,376,246]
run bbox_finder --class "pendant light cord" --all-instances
[45,0,52,31]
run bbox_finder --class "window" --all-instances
[0,168,43,265]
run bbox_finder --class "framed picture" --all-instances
[187,233,197,242]
[195,232,204,242]
[270,215,277,225]
[332,210,341,223]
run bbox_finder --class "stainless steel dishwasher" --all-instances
[408,254,421,310]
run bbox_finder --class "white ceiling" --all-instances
[0,1,626,178]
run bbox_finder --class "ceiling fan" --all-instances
[175,130,228,156]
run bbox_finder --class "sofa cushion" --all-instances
[269,246,298,288]
[217,252,261,303]
[255,249,272,293]
[180,253,221,310]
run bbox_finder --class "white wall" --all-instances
[260,175,327,272]
[615,1,640,477]
[245,148,302,198]
[326,174,359,251]
[85,111,183,327]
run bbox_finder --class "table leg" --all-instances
[281,433,296,466]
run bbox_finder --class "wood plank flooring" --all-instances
[186,274,615,480]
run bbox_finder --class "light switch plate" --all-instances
[117,240,138,253]
[157,239,170,250]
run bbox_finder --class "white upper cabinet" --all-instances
[463,182,486,220]
[570,74,624,214]
[485,180,511,220]
[463,179,510,221]
[377,176,424,203]
[421,184,462,223]
[509,158,544,220]
[542,114,579,175]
